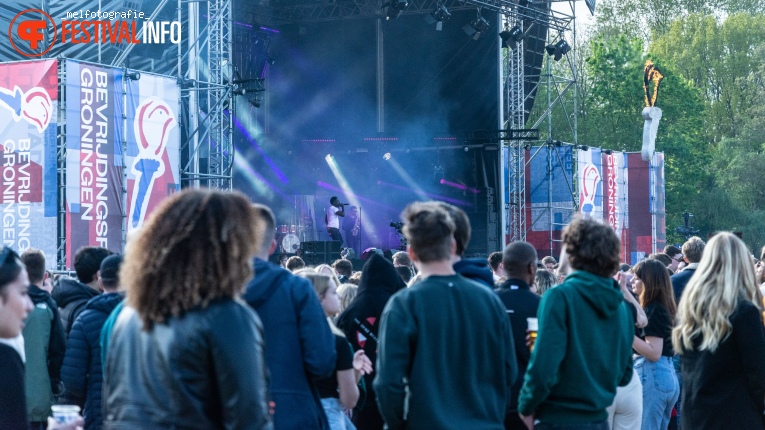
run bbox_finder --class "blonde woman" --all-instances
[673,232,765,429]
[295,270,372,430]
[336,283,358,315]
[315,264,343,291]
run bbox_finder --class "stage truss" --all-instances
[500,1,581,255]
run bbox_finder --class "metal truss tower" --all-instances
[178,0,234,190]
[501,13,526,243]
[498,0,580,251]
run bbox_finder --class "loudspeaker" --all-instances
[300,241,342,266]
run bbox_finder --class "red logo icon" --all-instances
[9,9,56,57]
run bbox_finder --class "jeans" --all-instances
[328,227,344,245]
[535,421,609,430]
[635,356,679,430]
[321,397,356,430]
[672,355,682,430]
[606,368,642,430]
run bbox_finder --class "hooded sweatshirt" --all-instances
[336,254,406,430]
[453,257,495,289]
[242,259,336,430]
[52,277,100,337]
[518,270,634,424]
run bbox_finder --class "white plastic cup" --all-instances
[527,317,539,351]
[51,405,81,424]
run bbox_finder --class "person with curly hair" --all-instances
[518,218,635,430]
[103,188,272,430]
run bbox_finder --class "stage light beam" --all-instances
[383,152,391,160]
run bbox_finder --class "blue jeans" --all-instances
[635,356,679,430]
[321,397,356,430]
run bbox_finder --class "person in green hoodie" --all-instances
[518,218,634,430]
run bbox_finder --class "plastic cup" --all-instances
[51,404,81,424]
[527,317,539,351]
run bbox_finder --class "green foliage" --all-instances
[583,7,765,250]
[581,35,710,233]
[650,13,765,142]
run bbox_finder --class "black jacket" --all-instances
[61,292,124,430]
[52,278,100,337]
[103,300,272,430]
[495,278,540,413]
[336,254,406,430]
[680,300,765,429]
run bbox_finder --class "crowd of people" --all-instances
[1,187,764,430]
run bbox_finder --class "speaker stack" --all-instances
[301,241,342,266]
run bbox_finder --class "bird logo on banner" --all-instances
[0,85,52,133]
[579,163,601,218]
[129,96,177,230]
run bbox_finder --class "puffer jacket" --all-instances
[102,300,272,430]
[52,277,100,337]
[23,285,66,421]
[60,292,124,430]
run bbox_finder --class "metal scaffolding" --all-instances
[500,1,580,253]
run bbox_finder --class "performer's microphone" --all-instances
[340,202,349,206]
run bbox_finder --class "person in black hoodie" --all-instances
[61,254,125,430]
[437,202,495,289]
[336,253,406,430]
[52,247,111,336]
[494,241,541,430]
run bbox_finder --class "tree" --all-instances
[581,36,711,242]
[650,13,765,142]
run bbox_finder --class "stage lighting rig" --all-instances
[463,9,490,40]
[425,2,451,31]
[382,0,409,20]
[499,24,524,49]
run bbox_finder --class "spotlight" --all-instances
[325,154,332,162]
[177,77,196,88]
[499,24,523,49]
[463,9,489,40]
[578,145,589,151]
[383,152,391,160]
[554,140,563,147]
[382,0,408,20]
[425,3,451,31]
[233,86,246,96]
[126,71,141,81]
[603,149,613,155]
[523,143,532,151]
[463,146,469,152]
[546,39,571,61]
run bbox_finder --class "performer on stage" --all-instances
[326,196,345,245]
[343,206,361,257]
